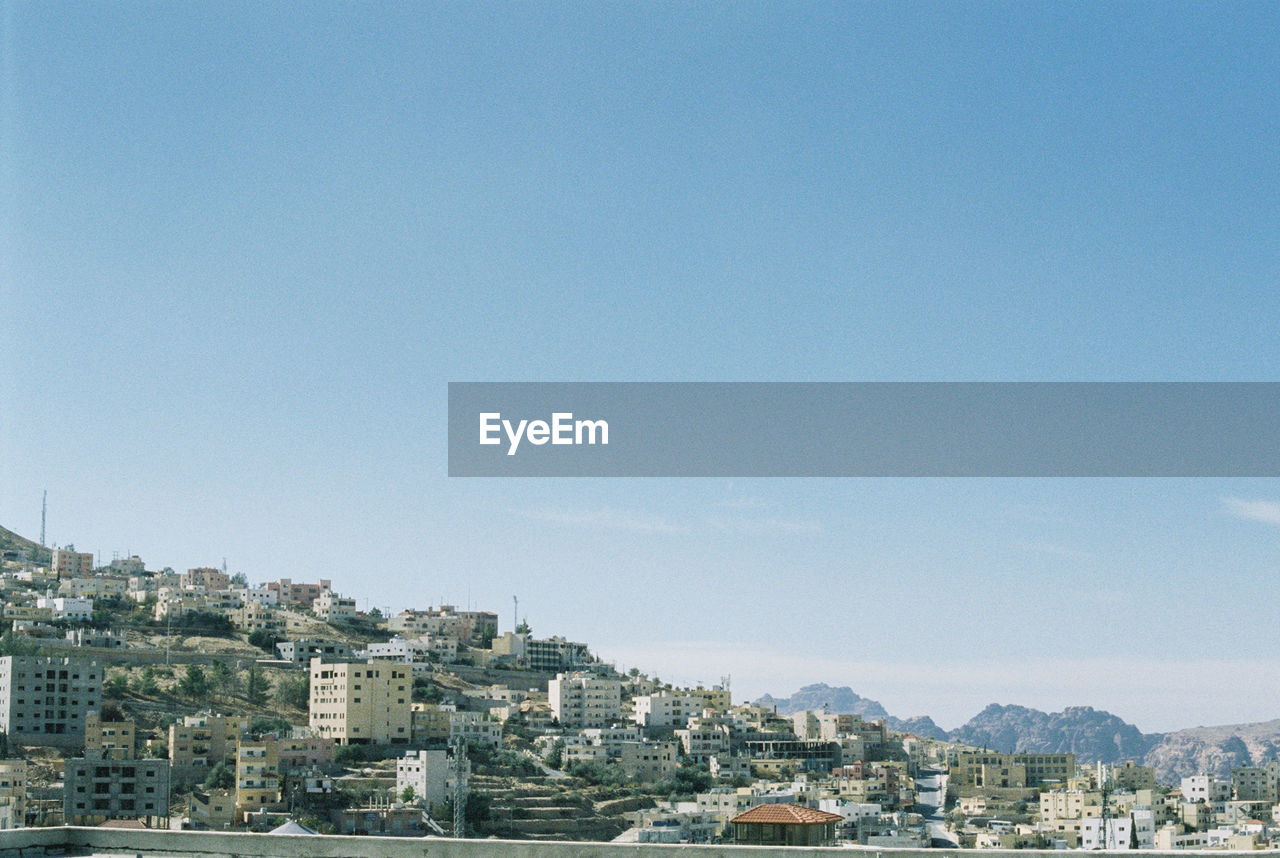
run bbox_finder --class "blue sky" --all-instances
[3,2,1279,732]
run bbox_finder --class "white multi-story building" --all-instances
[1182,775,1231,804]
[548,672,622,729]
[35,595,93,621]
[396,750,449,806]
[632,691,703,729]
[314,590,357,622]
[676,722,732,762]
[233,587,279,607]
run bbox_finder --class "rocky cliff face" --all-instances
[1143,721,1280,783]
[754,683,889,719]
[950,703,1159,762]
[756,686,1280,785]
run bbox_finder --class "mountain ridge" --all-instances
[756,684,1280,781]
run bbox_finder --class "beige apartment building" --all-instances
[50,548,94,578]
[169,714,249,772]
[950,751,1075,791]
[309,659,410,745]
[234,740,281,822]
[85,713,135,760]
[0,761,27,826]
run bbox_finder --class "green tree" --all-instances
[248,629,282,653]
[544,738,565,769]
[229,571,249,588]
[0,629,38,657]
[209,661,236,696]
[246,662,268,705]
[136,665,160,695]
[204,761,234,790]
[400,785,415,803]
[178,664,210,699]
[277,672,309,710]
[103,672,129,699]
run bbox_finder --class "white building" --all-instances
[632,691,704,729]
[313,591,357,622]
[396,750,449,807]
[1081,815,1133,850]
[36,595,93,621]
[548,672,622,729]
[1181,774,1231,804]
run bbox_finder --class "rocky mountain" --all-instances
[1144,720,1280,783]
[0,524,50,565]
[758,686,1280,783]
[886,714,950,741]
[755,683,889,719]
[951,703,1159,762]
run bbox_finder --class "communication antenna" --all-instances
[513,596,518,633]
[451,738,469,837]
[40,491,47,547]
[1099,762,1112,849]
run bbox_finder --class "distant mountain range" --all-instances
[756,684,1280,783]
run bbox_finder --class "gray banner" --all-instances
[447,382,1280,477]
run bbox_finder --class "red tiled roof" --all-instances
[730,803,844,825]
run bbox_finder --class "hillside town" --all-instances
[0,531,1278,849]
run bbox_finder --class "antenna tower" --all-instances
[452,738,469,837]
[40,491,47,546]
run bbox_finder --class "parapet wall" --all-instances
[0,827,1276,858]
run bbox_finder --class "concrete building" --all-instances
[50,548,94,578]
[66,628,126,649]
[676,722,732,763]
[62,754,169,825]
[1233,763,1280,803]
[168,714,249,772]
[85,713,136,760]
[548,672,622,729]
[1080,815,1133,850]
[396,750,449,807]
[188,788,235,831]
[1181,774,1232,804]
[276,639,355,667]
[950,751,1074,791]
[234,741,281,822]
[232,601,281,634]
[525,636,592,672]
[265,578,332,608]
[180,568,230,591]
[448,710,502,748]
[619,741,679,781]
[309,658,411,745]
[35,595,93,621]
[1109,761,1158,792]
[632,691,703,729]
[59,577,128,599]
[313,591,357,622]
[0,656,101,748]
[0,761,27,827]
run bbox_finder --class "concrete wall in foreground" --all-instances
[1,828,1279,858]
